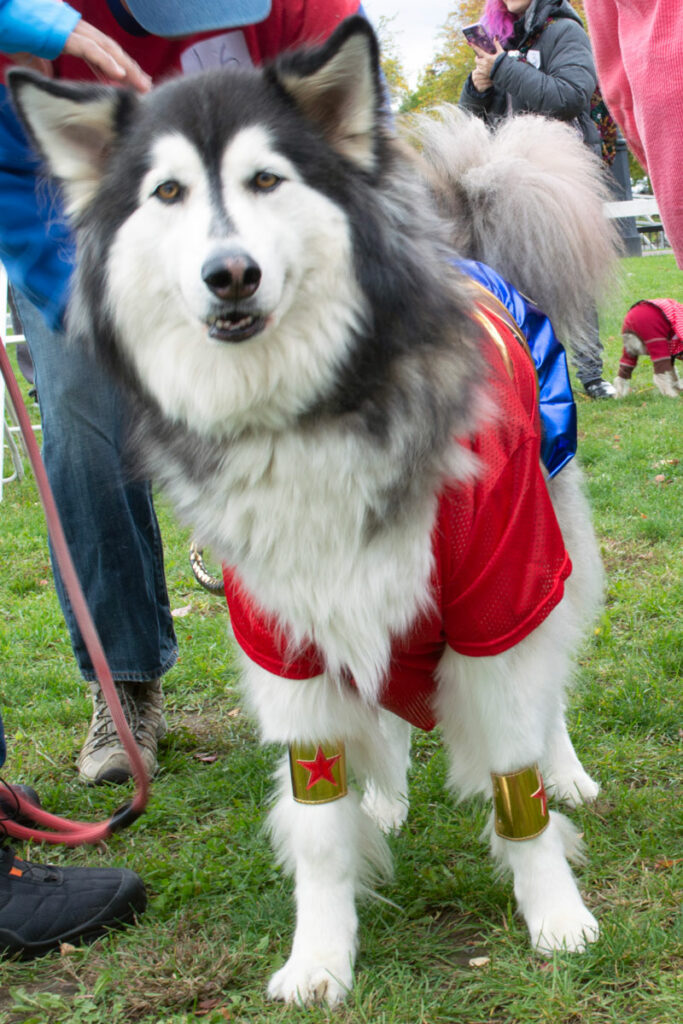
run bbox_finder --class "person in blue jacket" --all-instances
[0,0,153,962]
[0,0,172,788]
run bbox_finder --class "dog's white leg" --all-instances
[435,616,599,954]
[490,807,597,953]
[653,368,681,398]
[243,664,392,1005]
[361,711,411,834]
[543,712,599,807]
[267,760,363,1005]
[613,375,632,398]
[541,464,601,808]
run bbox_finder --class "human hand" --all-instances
[63,19,152,91]
[11,19,151,92]
[470,38,505,93]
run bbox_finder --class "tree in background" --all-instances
[571,0,588,26]
[376,14,409,106]
[400,0,484,113]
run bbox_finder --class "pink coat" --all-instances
[584,1,683,268]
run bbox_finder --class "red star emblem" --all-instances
[531,771,548,817]
[296,746,342,790]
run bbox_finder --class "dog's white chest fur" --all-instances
[183,427,439,702]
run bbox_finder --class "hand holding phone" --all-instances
[462,23,497,55]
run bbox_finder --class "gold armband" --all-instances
[491,764,549,840]
[289,740,348,804]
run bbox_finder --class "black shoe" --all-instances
[584,378,616,399]
[0,783,41,827]
[0,844,146,959]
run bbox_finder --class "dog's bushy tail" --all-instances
[410,106,620,359]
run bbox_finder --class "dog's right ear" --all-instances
[8,69,137,219]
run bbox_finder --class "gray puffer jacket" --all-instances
[459,0,600,153]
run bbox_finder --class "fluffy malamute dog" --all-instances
[11,18,617,1005]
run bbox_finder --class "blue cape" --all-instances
[458,258,576,478]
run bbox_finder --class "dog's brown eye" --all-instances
[252,171,281,192]
[153,180,184,203]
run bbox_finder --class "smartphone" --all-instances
[462,23,496,55]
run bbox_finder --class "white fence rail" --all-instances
[1,263,37,501]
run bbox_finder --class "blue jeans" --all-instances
[12,290,178,683]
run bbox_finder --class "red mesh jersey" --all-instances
[223,308,571,730]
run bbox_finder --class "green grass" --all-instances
[0,254,681,1023]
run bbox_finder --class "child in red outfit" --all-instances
[615,299,683,398]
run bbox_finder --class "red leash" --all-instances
[0,335,149,845]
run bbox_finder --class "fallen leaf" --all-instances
[172,604,193,618]
[194,752,219,763]
[468,956,490,968]
[228,707,241,718]
[196,998,231,1018]
[654,858,680,871]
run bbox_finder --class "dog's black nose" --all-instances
[202,248,261,301]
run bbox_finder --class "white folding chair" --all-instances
[1,263,40,500]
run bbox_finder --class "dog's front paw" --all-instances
[530,905,599,954]
[546,767,599,808]
[268,954,352,1006]
[653,371,681,398]
[361,781,408,834]
[612,376,631,398]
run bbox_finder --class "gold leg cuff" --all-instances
[289,740,348,804]
[492,764,550,841]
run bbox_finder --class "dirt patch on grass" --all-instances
[601,535,661,573]
[0,913,256,1022]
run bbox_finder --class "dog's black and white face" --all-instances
[10,17,477,459]
[11,20,419,434]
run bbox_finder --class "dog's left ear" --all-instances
[270,16,383,172]
[8,69,138,220]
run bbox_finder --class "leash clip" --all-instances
[108,801,142,834]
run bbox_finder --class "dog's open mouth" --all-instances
[206,311,267,343]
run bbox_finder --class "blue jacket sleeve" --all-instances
[0,84,74,329]
[0,0,80,59]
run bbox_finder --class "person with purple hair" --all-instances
[460,0,615,400]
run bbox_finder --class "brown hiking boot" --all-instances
[77,679,166,785]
